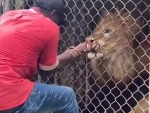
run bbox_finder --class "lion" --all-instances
[86,10,149,113]
[129,95,149,113]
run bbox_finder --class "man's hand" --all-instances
[66,40,99,58]
[65,46,82,58]
[54,39,99,70]
[76,40,99,53]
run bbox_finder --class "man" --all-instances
[0,0,97,113]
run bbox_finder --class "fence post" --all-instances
[149,65,150,113]
[148,30,150,113]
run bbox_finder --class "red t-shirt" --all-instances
[0,8,59,110]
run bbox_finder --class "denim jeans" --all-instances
[0,82,79,113]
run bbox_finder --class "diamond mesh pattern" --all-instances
[1,0,150,113]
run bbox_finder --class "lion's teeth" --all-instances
[87,52,95,59]
[96,53,103,58]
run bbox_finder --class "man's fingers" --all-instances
[85,38,93,44]
[69,46,75,49]
[86,43,92,52]
[96,45,100,49]
[92,43,97,48]
[70,49,82,58]
[91,41,100,51]
[70,51,78,57]
[74,49,82,55]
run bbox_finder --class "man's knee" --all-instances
[62,86,76,98]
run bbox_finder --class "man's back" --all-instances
[0,8,59,110]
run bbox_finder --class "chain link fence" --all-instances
[0,0,150,113]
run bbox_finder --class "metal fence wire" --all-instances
[0,0,150,113]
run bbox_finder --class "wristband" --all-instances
[69,47,81,58]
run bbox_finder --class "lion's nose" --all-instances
[86,37,94,43]
[89,39,94,43]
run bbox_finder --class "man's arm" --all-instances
[39,41,93,74]
[57,42,91,68]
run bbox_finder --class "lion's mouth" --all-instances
[87,52,103,59]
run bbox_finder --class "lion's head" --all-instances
[87,10,140,60]
[86,10,143,85]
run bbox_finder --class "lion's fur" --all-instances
[87,10,149,86]
[86,10,149,112]
[129,95,148,113]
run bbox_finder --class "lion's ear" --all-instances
[110,8,118,14]
[119,11,131,23]
[134,18,141,27]
[121,11,130,18]
[119,9,127,15]
[100,10,108,17]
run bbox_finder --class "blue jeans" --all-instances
[0,83,79,113]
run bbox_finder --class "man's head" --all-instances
[34,0,64,25]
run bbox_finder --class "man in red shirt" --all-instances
[0,0,97,113]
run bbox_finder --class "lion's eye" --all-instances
[103,29,112,39]
[103,29,112,34]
